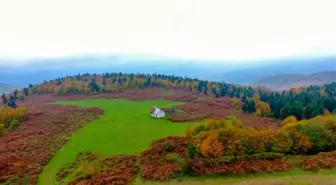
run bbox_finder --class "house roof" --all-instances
[151,107,164,115]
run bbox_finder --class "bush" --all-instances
[165,153,180,163]
[200,133,223,157]
[0,106,27,128]
[301,122,330,152]
[163,141,176,152]
[18,94,25,100]
[9,119,20,130]
[0,124,4,136]
[191,125,207,136]
[282,116,298,126]
[187,144,197,159]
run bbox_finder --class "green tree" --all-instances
[242,99,256,113]
[88,79,100,92]
[1,93,7,104]
[7,95,17,108]
[13,90,18,99]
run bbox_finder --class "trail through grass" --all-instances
[38,98,201,185]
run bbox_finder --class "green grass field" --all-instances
[134,169,336,185]
[38,98,202,185]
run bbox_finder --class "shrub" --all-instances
[191,125,207,136]
[200,132,223,157]
[289,131,312,154]
[141,163,182,180]
[187,144,197,159]
[80,164,97,177]
[184,126,192,137]
[0,124,4,136]
[163,141,176,152]
[0,106,27,128]
[9,119,20,130]
[323,109,331,116]
[18,94,25,100]
[301,122,330,152]
[272,132,293,153]
[282,116,298,126]
[165,153,180,163]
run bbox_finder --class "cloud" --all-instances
[0,0,336,62]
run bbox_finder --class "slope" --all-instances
[253,71,336,90]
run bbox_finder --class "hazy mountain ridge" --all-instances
[253,71,336,90]
[212,57,336,84]
[0,55,335,88]
[0,83,20,94]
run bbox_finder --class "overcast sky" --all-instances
[0,0,336,64]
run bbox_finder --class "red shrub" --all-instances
[141,163,182,180]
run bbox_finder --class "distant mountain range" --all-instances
[0,55,335,90]
[252,71,336,90]
[210,57,336,85]
[0,83,20,94]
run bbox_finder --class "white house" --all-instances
[150,107,165,118]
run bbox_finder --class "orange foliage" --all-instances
[290,131,312,153]
[200,132,223,157]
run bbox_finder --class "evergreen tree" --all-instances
[23,88,29,96]
[88,79,100,92]
[13,90,18,99]
[7,95,16,108]
[1,93,7,104]
[242,99,256,113]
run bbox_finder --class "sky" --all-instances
[0,0,336,65]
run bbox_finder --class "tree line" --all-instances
[4,73,336,120]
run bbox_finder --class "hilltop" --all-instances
[253,71,336,90]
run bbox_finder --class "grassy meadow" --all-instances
[38,98,202,185]
[134,169,336,185]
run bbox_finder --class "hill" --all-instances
[253,71,336,90]
[210,57,336,84]
[0,83,20,94]
[14,72,336,120]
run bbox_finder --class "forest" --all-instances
[2,73,336,121]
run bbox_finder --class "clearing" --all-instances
[38,98,202,185]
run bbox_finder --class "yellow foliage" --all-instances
[184,126,192,137]
[244,129,267,153]
[200,132,223,157]
[80,164,97,176]
[256,101,271,116]
[273,132,293,153]
[282,116,298,126]
[231,98,239,106]
[323,109,331,116]
[205,119,227,130]
[0,106,28,128]
[252,93,260,103]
